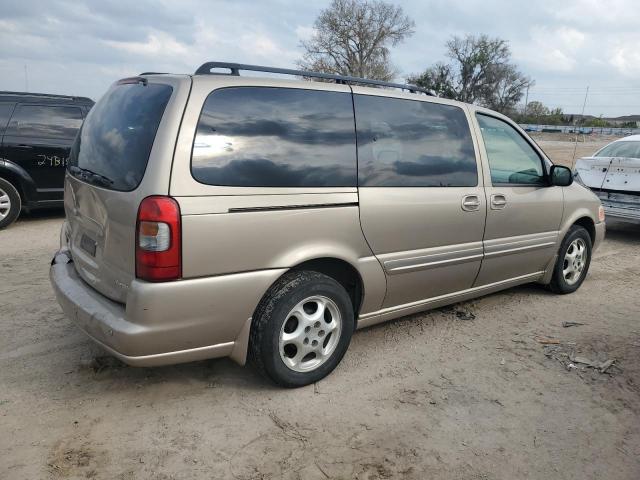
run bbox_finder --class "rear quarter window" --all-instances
[354,95,477,187]
[191,87,357,187]
[68,82,173,191]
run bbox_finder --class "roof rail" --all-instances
[0,90,94,103]
[194,62,434,96]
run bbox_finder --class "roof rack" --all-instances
[194,62,434,96]
[0,90,94,103]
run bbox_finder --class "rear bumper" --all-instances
[50,249,285,366]
[595,190,640,224]
[603,203,640,223]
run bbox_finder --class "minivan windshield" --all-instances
[68,81,173,191]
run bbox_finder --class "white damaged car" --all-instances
[575,135,640,223]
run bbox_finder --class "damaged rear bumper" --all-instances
[50,248,286,366]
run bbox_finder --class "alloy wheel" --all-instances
[279,295,342,372]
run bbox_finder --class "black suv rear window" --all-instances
[191,87,357,187]
[7,105,82,139]
[0,103,16,135]
[69,82,172,191]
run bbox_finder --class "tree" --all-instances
[525,101,549,119]
[408,34,533,113]
[584,116,610,128]
[485,64,531,114]
[410,62,457,99]
[299,0,414,81]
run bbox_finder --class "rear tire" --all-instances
[0,177,21,229]
[549,225,592,294]
[249,271,354,388]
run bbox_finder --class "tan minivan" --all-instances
[50,62,605,387]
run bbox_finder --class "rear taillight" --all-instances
[136,196,181,282]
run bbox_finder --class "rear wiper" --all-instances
[69,166,114,187]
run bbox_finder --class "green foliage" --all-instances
[512,102,567,125]
[583,116,609,127]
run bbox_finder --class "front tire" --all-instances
[549,225,592,294]
[0,178,21,229]
[249,271,355,387]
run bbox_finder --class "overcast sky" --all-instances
[1,0,639,117]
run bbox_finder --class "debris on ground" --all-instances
[536,336,561,345]
[562,321,586,328]
[542,344,619,375]
[455,310,476,321]
[572,356,617,373]
[79,356,125,373]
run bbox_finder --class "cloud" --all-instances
[105,32,190,58]
[0,0,639,116]
[610,44,640,77]
[295,25,315,42]
[514,26,586,73]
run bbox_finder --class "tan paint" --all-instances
[50,72,605,369]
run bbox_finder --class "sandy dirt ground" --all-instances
[1,136,639,479]
[530,132,620,168]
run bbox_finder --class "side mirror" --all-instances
[550,165,573,187]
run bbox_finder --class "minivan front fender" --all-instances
[559,183,602,249]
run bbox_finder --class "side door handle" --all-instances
[490,193,507,210]
[15,144,33,149]
[461,194,481,212]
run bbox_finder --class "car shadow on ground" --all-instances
[604,219,640,243]
[40,218,638,392]
[67,281,552,393]
[16,208,65,224]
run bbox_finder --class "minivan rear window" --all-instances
[191,87,357,187]
[68,82,173,191]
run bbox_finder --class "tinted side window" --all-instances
[354,95,477,187]
[476,114,545,185]
[7,105,83,139]
[191,87,357,187]
[0,103,16,134]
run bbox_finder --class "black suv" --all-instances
[0,91,94,228]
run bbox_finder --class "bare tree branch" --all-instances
[299,0,414,81]
[409,34,534,114]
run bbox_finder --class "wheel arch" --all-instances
[288,257,364,318]
[540,213,598,285]
[572,216,595,245]
[0,159,38,206]
[229,256,366,366]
